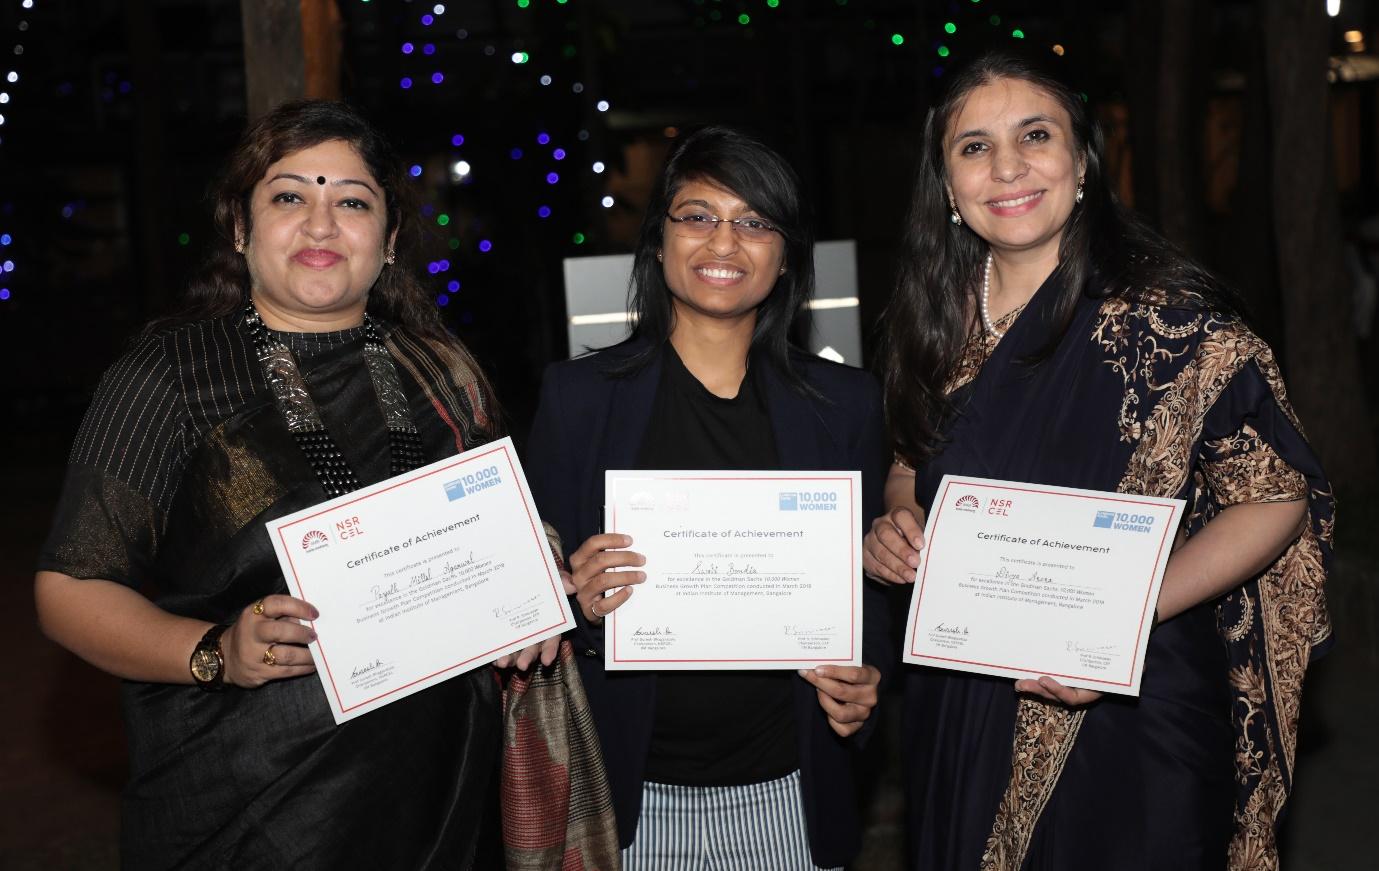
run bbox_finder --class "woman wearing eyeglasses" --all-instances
[524,126,891,870]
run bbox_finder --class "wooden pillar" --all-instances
[1262,0,1377,490]
[241,0,341,118]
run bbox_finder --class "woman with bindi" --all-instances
[34,101,525,868]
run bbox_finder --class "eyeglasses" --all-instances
[665,211,782,243]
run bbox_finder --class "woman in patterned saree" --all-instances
[863,51,1332,871]
[33,101,536,869]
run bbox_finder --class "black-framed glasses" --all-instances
[665,211,782,243]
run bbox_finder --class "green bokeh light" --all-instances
[572,232,586,245]
[891,33,904,46]
[937,45,950,57]
[738,13,750,24]
[437,214,451,226]
[944,22,956,34]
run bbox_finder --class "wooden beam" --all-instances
[240,0,341,118]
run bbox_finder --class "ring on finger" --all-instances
[589,599,603,618]
[252,598,266,616]
[263,644,277,666]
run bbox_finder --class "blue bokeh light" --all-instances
[537,205,552,218]
[409,164,423,177]
[478,240,493,253]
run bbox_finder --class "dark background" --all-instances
[0,1,1375,868]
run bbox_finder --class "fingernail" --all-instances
[622,535,633,546]
[797,669,809,677]
[907,556,919,568]
[308,630,317,641]
[310,607,320,619]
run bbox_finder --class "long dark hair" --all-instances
[884,49,1243,467]
[613,125,816,392]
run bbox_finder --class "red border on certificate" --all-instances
[906,478,1178,688]
[274,442,566,714]
[607,474,858,665]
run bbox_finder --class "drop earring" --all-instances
[948,194,963,227]
[656,250,663,262]
[385,250,396,265]
[1075,178,1085,204]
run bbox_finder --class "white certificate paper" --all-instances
[603,470,863,671]
[902,475,1184,696]
[267,436,575,723]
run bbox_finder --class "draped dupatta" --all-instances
[914,277,1333,871]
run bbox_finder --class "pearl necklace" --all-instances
[980,252,1002,339]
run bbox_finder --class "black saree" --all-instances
[40,314,505,870]
[904,276,1333,871]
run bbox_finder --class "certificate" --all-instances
[267,436,575,723]
[603,470,863,670]
[902,475,1184,696]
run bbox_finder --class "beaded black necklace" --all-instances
[243,303,426,497]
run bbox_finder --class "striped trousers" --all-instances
[620,770,840,871]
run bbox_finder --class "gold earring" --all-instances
[234,238,245,254]
[948,195,963,227]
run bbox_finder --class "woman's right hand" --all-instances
[221,594,319,688]
[568,533,645,624]
[862,507,925,584]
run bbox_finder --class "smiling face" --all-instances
[944,76,1085,265]
[242,139,393,331]
[660,177,785,330]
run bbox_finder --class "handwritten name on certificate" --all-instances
[267,437,574,723]
[603,470,863,671]
[902,475,1184,696]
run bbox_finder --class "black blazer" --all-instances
[524,338,892,868]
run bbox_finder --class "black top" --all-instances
[524,334,893,867]
[38,314,501,870]
[636,346,798,786]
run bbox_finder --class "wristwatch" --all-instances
[190,624,230,691]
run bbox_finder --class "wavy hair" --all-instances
[150,100,500,418]
[884,49,1242,467]
[611,125,817,394]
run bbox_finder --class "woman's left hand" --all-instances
[799,664,881,738]
[1014,675,1103,708]
[492,568,577,671]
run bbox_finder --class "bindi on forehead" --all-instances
[317,176,326,185]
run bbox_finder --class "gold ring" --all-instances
[252,599,266,616]
[263,645,277,666]
[589,600,602,619]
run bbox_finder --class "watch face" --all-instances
[191,647,221,683]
